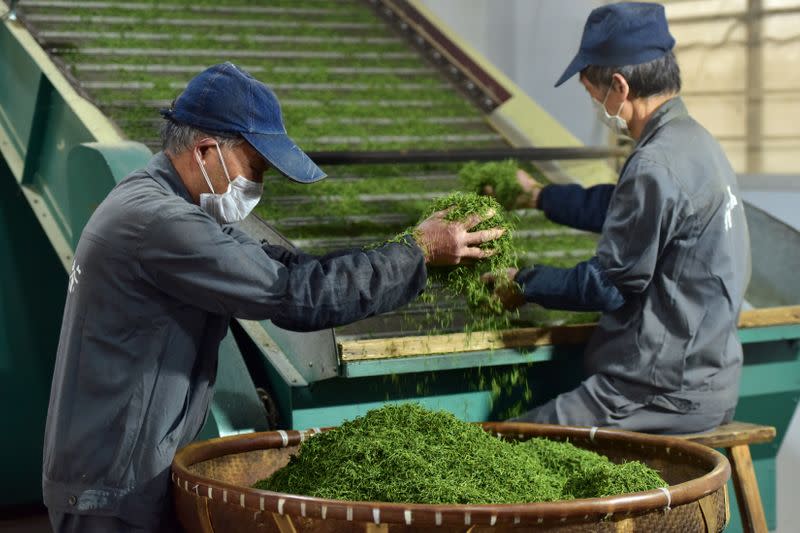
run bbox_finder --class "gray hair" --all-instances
[581,51,681,98]
[159,118,244,154]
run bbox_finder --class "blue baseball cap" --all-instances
[161,62,326,183]
[555,2,675,87]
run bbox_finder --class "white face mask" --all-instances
[593,86,629,137]
[195,141,264,225]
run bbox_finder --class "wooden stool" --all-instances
[677,421,777,533]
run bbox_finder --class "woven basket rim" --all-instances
[171,422,730,522]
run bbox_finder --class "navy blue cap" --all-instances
[555,2,675,87]
[161,62,326,183]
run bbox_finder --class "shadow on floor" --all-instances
[1,505,52,533]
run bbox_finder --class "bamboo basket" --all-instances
[172,422,730,532]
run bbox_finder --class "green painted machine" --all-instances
[2,1,799,532]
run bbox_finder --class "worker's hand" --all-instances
[481,267,526,310]
[413,209,505,266]
[483,169,543,209]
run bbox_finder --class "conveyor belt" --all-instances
[18,0,597,337]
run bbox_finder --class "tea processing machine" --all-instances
[2,1,799,531]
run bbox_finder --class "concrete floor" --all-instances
[0,506,51,533]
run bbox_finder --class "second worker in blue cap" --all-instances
[485,3,751,434]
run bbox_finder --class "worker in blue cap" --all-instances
[485,3,751,434]
[42,62,505,532]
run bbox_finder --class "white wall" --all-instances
[419,0,800,174]
[662,0,800,174]
[417,0,606,147]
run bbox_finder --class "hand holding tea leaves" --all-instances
[481,267,527,310]
[482,169,543,209]
[376,192,517,328]
[460,160,544,210]
[414,208,505,266]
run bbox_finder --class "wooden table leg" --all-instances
[727,444,769,533]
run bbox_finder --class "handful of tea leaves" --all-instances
[417,191,517,317]
[254,403,667,504]
[459,159,523,211]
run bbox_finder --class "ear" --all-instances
[194,137,218,157]
[611,73,630,101]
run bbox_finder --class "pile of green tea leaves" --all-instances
[459,159,524,211]
[254,404,667,504]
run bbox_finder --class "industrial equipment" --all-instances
[2,2,799,531]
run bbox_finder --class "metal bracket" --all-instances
[1,0,19,22]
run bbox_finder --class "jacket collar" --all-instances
[635,96,688,148]
[145,151,194,204]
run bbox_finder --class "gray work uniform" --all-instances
[42,152,427,530]
[515,98,751,433]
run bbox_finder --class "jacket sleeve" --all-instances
[138,209,427,331]
[538,184,615,233]
[260,244,360,266]
[515,257,625,312]
[596,157,685,293]
[221,224,356,265]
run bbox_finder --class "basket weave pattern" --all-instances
[172,423,730,532]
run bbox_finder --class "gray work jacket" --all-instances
[588,97,751,413]
[42,152,426,527]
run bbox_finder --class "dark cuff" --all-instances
[537,184,555,211]
[514,258,625,312]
